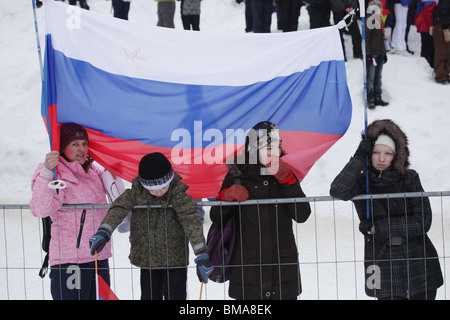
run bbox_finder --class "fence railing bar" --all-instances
[19,207,27,300]
[2,207,9,299]
[4,191,450,210]
[439,195,447,300]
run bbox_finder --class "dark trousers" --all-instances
[245,0,253,32]
[50,260,110,300]
[277,0,302,32]
[140,268,187,300]
[307,5,330,29]
[112,0,131,20]
[420,32,434,68]
[182,15,200,31]
[366,55,384,102]
[157,2,175,28]
[252,0,273,33]
[433,24,450,83]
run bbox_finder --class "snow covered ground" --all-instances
[0,0,449,300]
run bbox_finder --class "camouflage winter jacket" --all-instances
[99,173,207,269]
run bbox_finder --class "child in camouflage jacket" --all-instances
[89,152,213,299]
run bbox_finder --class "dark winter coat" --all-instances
[330,120,443,299]
[305,0,331,9]
[433,0,450,28]
[330,0,359,13]
[99,173,207,269]
[365,9,387,56]
[180,0,201,16]
[210,163,311,300]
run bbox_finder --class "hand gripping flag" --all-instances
[42,0,352,199]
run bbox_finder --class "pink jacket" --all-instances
[30,157,112,266]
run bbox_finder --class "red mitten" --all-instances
[217,184,249,202]
[267,159,297,185]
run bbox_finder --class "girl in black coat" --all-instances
[330,119,443,299]
[210,121,311,300]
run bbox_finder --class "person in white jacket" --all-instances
[30,123,112,300]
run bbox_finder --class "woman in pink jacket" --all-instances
[31,123,112,300]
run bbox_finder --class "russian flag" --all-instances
[42,0,352,199]
[97,275,119,300]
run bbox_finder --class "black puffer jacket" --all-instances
[330,120,443,299]
[210,163,311,300]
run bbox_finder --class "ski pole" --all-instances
[31,0,43,81]
[358,0,370,220]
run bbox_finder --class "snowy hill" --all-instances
[1,0,449,204]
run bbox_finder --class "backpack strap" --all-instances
[39,216,52,278]
[39,253,49,278]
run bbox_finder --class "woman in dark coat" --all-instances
[330,119,443,300]
[210,121,311,300]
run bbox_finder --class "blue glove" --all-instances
[195,253,214,283]
[89,229,111,255]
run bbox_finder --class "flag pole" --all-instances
[199,281,204,300]
[359,0,370,220]
[31,0,44,81]
[95,250,99,300]
[359,0,368,136]
[31,0,66,192]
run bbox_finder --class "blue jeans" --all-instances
[366,55,384,102]
[50,260,110,300]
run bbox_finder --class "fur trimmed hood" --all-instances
[227,163,242,178]
[362,119,410,175]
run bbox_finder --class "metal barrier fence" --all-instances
[1,191,449,300]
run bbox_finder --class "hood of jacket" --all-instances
[362,119,410,175]
[226,163,242,178]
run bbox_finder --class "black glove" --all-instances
[354,138,372,159]
[359,219,375,235]
[89,229,111,255]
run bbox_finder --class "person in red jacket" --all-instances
[415,1,437,67]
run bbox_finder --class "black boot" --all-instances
[368,100,376,109]
[36,0,43,8]
[375,99,389,107]
[80,0,89,10]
